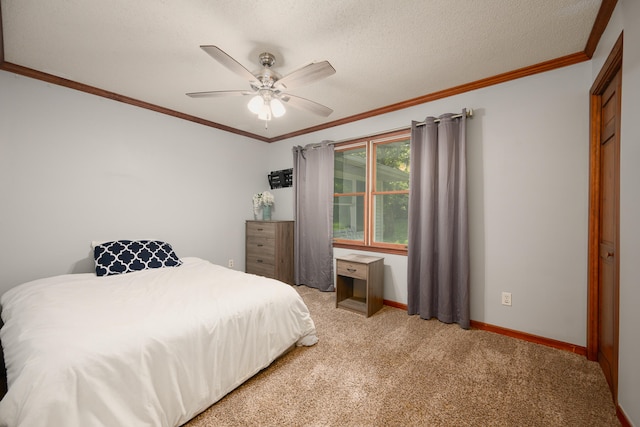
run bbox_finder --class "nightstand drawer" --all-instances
[336,260,368,280]
[246,222,276,239]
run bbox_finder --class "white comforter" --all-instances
[0,257,317,427]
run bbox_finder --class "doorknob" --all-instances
[601,250,614,259]
[599,244,615,259]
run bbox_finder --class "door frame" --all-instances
[586,32,622,383]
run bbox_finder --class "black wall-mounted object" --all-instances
[268,168,293,189]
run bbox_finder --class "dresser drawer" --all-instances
[246,257,276,278]
[246,235,274,249]
[336,260,368,280]
[246,240,275,259]
[246,243,275,262]
[246,222,276,239]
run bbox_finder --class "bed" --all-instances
[0,243,317,427]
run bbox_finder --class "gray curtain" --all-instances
[407,109,470,329]
[292,142,335,291]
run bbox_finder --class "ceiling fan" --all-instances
[187,46,336,124]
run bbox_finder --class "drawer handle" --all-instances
[347,268,357,273]
[257,259,263,263]
[257,228,264,231]
[257,244,264,247]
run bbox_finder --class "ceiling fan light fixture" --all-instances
[270,98,286,118]
[248,91,284,121]
[248,95,264,114]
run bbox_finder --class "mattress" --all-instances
[0,257,317,426]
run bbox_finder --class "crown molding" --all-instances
[0,0,613,143]
[584,0,618,58]
[269,52,589,142]
[0,61,270,142]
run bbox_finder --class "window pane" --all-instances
[375,140,410,191]
[373,194,408,245]
[335,148,366,194]
[333,195,364,241]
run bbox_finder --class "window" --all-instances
[333,130,410,254]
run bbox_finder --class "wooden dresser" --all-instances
[245,220,294,285]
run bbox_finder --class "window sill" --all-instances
[333,242,407,256]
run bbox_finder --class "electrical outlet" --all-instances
[501,292,512,306]
[228,259,234,268]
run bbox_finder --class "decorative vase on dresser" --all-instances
[262,205,272,220]
[245,220,294,285]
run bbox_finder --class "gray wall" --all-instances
[0,72,271,292]
[268,62,591,349]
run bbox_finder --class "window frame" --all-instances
[333,129,410,256]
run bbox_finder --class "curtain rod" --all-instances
[415,107,473,126]
[323,108,473,146]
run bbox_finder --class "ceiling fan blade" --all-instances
[280,94,333,117]
[200,45,257,83]
[186,90,254,98]
[275,61,336,90]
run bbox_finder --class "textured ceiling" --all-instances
[1,0,602,141]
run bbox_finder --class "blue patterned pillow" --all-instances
[94,240,182,277]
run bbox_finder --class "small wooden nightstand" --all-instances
[335,254,384,317]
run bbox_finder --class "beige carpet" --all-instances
[186,285,619,427]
